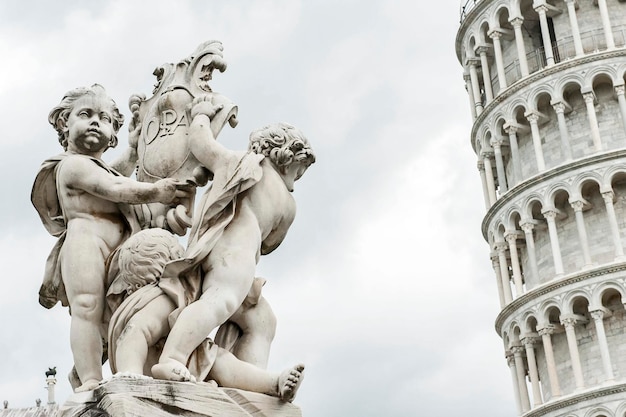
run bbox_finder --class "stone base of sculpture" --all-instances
[58,377,302,417]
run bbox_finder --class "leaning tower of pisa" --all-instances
[456,1,626,416]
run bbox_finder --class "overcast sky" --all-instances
[0,1,517,415]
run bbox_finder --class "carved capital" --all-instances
[505,232,519,244]
[475,45,490,56]
[520,221,535,234]
[583,91,596,104]
[616,85,625,96]
[506,352,516,367]
[570,200,585,212]
[481,151,494,159]
[542,209,558,221]
[590,310,605,321]
[488,30,502,40]
[538,325,556,336]
[509,17,524,27]
[490,137,503,149]
[534,4,549,14]
[521,336,538,348]
[510,345,525,356]
[561,316,577,328]
[526,112,539,123]
[552,102,566,114]
[494,241,508,253]
[602,190,615,203]
[505,125,518,136]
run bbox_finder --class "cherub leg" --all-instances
[223,295,277,369]
[114,294,174,377]
[153,217,259,381]
[60,242,107,392]
[208,348,304,402]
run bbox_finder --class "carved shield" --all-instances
[133,40,238,184]
[129,41,239,233]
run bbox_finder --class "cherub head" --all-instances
[117,229,184,294]
[248,122,315,191]
[48,84,124,152]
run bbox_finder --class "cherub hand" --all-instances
[190,95,223,121]
[128,121,142,150]
[154,178,196,204]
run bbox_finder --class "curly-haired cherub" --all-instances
[31,84,192,392]
[108,229,304,401]
[150,96,315,385]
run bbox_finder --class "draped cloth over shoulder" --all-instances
[31,154,141,309]
[159,151,265,325]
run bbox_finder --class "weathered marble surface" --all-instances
[32,40,312,413]
[58,378,302,417]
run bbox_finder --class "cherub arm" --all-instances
[109,120,141,176]
[60,156,189,204]
[188,96,240,173]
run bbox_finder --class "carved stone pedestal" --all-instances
[58,378,302,417]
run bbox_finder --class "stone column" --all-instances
[522,336,543,407]
[477,46,494,103]
[510,17,530,77]
[552,102,573,161]
[512,345,531,412]
[491,251,507,308]
[614,85,626,138]
[543,209,564,276]
[590,309,615,382]
[464,72,477,119]
[597,0,615,49]
[483,152,497,204]
[507,352,523,414]
[496,242,514,304]
[491,138,508,193]
[570,200,593,268]
[489,29,508,90]
[526,112,546,172]
[602,191,626,261]
[564,0,584,56]
[46,375,56,404]
[535,4,555,66]
[561,316,585,391]
[519,221,539,283]
[468,58,484,116]
[505,232,524,297]
[538,325,561,399]
[505,125,522,186]
[477,161,491,210]
[583,91,602,152]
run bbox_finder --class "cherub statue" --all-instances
[149,96,315,384]
[107,228,304,401]
[31,85,192,392]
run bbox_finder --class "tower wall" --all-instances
[457,1,626,416]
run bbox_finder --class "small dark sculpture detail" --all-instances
[45,367,57,377]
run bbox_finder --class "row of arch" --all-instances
[475,62,626,208]
[458,0,626,118]
[487,163,626,302]
[501,279,626,413]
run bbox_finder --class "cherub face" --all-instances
[65,95,115,156]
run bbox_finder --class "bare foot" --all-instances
[151,360,197,382]
[75,379,101,393]
[278,364,304,402]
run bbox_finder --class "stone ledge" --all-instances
[58,377,302,417]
